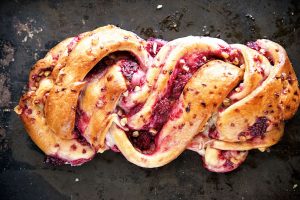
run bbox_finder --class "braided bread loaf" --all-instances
[15,25,300,172]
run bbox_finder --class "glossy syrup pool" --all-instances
[1,0,300,199]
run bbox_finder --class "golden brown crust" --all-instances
[16,92,95,165]
[15,25,299,171]
[80,63,127,152]
[187,122,284,152]
[257,39,300,120]
[45,25,151,140]
[216,40,299,143]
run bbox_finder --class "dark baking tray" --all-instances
[0,0,299,199]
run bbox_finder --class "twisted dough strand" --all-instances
[15,25,299,172]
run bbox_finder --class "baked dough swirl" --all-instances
[15,25,300,172]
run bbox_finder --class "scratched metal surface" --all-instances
[0,0,299,199]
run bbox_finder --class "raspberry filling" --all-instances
[45,155,92,166]
[145,38,167,57]
[126,131,155,153]
[149,98,174,130]
[217,150,246,171]
[120,59,145,91]
[148,53,210,130]
[238,117,269,139]
[72,128,90,146]
[219,151,237,170]
[76,109,90,136]
[120,60,139,81]
[208,125,220,139]
[247,41,274,65]
[248,117,269,137]
[148,49,240,131]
